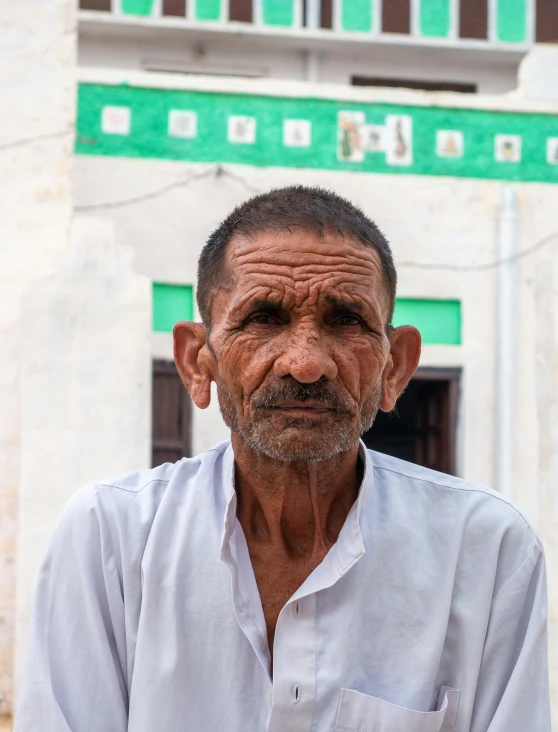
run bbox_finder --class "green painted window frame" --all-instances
[419,0,451,37]
[262,0,295,26]
[121,0,154,15]
[392,298,461,345]
[342,0,373,32]
[496,0,527,42]
[153,283,195,333]
[196,0,222,21]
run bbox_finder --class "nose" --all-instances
[273,328,338,383]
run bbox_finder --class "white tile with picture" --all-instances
[337,111,365,162]
[283,119,312,148]
[168,110,197,139]
[495,134,521,163]
[228,116,257,144]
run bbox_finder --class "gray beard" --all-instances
[216,378,382,463]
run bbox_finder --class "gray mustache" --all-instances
[252,378,353,414]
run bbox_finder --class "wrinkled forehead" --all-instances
[223,228,390,313]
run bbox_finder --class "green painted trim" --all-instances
[153,283,194,333]
[497,0,527,42]
[420,0,451,37]
[196,0,221,21]
[392,298,461,345]
[121,0,154,15]
[342,0,373,32]
[76,83,558,184]
[262,0,294,26]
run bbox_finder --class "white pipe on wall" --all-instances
[495,184,518,499]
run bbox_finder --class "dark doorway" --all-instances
[152,359,192,467]
[362,368,460,475]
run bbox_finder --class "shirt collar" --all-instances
[219,440,373,587]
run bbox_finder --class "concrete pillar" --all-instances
[13,218,152,693]
[534,255,558,723]
[0,0,76,714]
[517,44,558,102]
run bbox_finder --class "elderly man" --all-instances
[16,187,549,732]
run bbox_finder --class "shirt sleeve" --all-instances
[14,485,128,732]
[470,541,551,732]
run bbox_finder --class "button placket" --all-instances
[267,594,317,732]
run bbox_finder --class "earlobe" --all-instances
[380,325,422,412]
[173,321,215,410]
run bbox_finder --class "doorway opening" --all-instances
[362,367,461,475]
[152,359,192,467]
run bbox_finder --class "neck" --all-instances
[232,435,363,559]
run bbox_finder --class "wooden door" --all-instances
[152,359,192,467]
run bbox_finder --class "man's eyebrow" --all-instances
[324,295,363,313]
[243,298,284,313]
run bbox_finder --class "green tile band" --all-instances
[420,0,451,37]
[342,0,373,32]
[153,283,195,332]
[76,82,558,184]
[392,299,461,345]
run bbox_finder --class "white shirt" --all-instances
[15,441,550,732]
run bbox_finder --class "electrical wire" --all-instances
[73,164,263,212]
[0,129,70,153]
[397,230,558,271]
[73,161,558,270]
[74,167,217,211]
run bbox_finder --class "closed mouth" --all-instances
[271,401,332,415]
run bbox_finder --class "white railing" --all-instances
[86,0,537,48]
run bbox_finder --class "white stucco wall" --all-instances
[14,219,152,689]
[0,0,76,714]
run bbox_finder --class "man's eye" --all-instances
[248,314,279,325]
[334,315,361,326]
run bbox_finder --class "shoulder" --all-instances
[61,441,230,545]
[367,450,542,593]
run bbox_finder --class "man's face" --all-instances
[205,228,394,462]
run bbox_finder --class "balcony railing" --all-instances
[79,0,558,48]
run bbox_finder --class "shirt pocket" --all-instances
[334,686,460,732]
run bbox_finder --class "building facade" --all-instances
[1,0,558,726]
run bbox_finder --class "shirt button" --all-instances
[268,686,273,698]
[292,685,301,704]
[293,601,300,617]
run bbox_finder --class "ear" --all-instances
[380,326,422,412]
[173,321,215,410]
